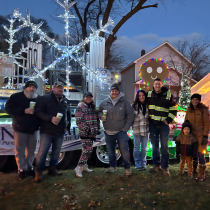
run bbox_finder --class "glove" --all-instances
[201,136,208,145]
[173,136,178,141]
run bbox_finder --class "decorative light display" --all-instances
[0,17,28,88]
[178,73,191,110]
[12,2,114,98]
[139,58,169,90]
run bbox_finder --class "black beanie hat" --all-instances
[24,80,38,89]
[182,120,192,133]
[83,91,93,98]
[191,93,201,101]
[110,83,120,92]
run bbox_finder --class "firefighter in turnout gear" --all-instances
[147,78,177,176]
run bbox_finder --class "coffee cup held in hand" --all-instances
[55,113,63,125]
[29,101,36,109]
[29,102,36,114]
[102,110,107,121]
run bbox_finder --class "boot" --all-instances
[35,171,43,182]
[18,170,26,180]
[26,167,35,177]
[162,169,170,177]
[149,165,161,173]
[125,168,132,176]
[48,166,62,176]
[106,167,116,173]
[75,166,83,178]
[196,165,205,181]
[193,161,198,174]
[203,165,206,180]
[83,164,92,172]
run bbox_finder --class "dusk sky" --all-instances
[0,0,209,63]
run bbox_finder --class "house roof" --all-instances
[121,41,195,73]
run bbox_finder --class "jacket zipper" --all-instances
[184,137,186,156]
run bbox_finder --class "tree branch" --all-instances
[105,2,158,57]
[96,0,102,29]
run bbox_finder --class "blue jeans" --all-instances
[133,134,149,168]
[104,131,131,169]
[193,152,206,165]
[36,134,64,173]
[149,123,170,170]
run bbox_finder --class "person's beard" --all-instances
[24,89,37,99]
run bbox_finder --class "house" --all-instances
[191,72,210,106]
[119,41,197,104]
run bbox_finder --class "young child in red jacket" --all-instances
[176,120,198,178]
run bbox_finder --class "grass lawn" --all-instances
[0,164,210,210]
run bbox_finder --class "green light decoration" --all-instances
[176,106,186,111]
[179,73,191,110]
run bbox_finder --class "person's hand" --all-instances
[52,117,60,125]
[121,129,126,132]
[25,108,34,114]
[163,120,168,125]
[201,136,208,145]
[100,116,105,121]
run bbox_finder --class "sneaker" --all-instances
[26,168,35,177]
[139,167,146,171]
[83,164,92,172]
[106,167,116,173]
[149,166,161,173]
[18,170,26,180]
[162,169,170,176]
[125,168,132,176]
[136,167,142,170]
[35,172,43,182]
[48,166,62,176]
[75,166,83,178]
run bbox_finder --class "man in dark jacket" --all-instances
[147,78,177,176]
[35,82,71,182]
[5,80,40,180]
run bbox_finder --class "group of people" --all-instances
[5,81,71,181]
[5,77,209,182]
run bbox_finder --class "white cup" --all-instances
[102,110,107,121]
[29,102,36,109]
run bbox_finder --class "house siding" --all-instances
[119,65,135,104]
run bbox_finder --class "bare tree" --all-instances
[51,0,182,68]
[174,38,210,80]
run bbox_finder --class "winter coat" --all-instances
[35,92,71,135]
[75,102,100,138]
[5,92,40,134]
[132,104,149,136]
[176,133,198,157]
[98,96,134,132]
[147,87,177,125]
[185,102,209,153]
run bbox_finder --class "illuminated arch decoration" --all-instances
[138,58,169,91]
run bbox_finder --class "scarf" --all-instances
[137,101,146,116]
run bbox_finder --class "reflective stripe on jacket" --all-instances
[147,87,177,125]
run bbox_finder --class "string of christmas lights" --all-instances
[0,17,28,88]
[13,5,114,97]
